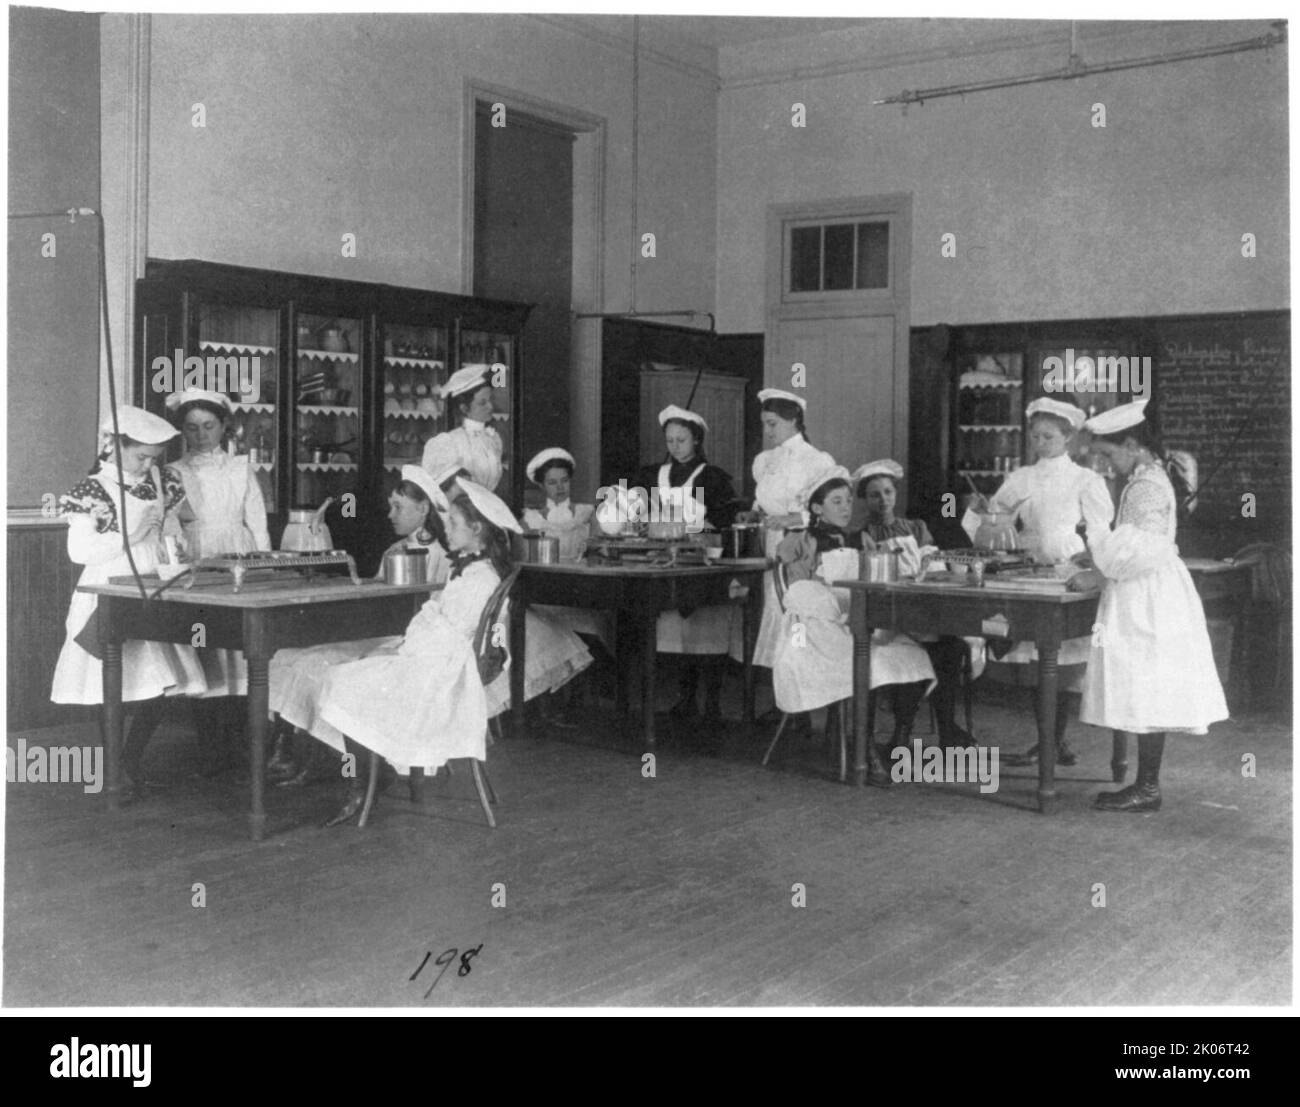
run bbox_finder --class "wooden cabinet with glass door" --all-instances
[134,259,530,570]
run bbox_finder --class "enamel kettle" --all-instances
[280,498,334,552]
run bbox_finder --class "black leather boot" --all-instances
[266,721,297,782]
[670,664,701,719]
[122,697,166,790]
[324,739,369,827]
[1095,733,1164,812]
[865,740,893,789]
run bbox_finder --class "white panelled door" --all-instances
[773,314,897,470]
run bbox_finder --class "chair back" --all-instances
[472,566,521,684]
[773,560,791,615]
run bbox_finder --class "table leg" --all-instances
[511,580,527,740]
[641,612,658,748]
[612,611,628,718]
[852,614,872,788]
[246,655,269,841]
[1035,645,1059,814]
[103,641,124,809]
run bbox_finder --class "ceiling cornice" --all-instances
[528,14,721,90]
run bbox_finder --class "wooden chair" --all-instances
[761,561,854,781]
[359,566,521,828]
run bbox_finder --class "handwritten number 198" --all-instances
[410,943,483,998]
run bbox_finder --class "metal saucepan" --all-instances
[511,531,560,565]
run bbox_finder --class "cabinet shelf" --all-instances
[297,405,358,416]
[199,339,275,355]
[959,424,1022,433]
[296,462,358,472]
[232,402,276,414]
[298,348,359,363]
[383,409,438,419]
[383,457,422,470]
[385,356,445,369]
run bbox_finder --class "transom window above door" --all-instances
[786,219,890,296]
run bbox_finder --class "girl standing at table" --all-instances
[854,458,979,750]
[1070,400,1227,812]
[420,371,592,714]
[274,479,519,826]
[50,406,209,790]
[164,388,272,773]
[633,406,740,720]
[741,389,839,672]
[980,397,1114,767]
[775,468,935,786]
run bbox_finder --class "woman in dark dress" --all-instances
[854,459,976,750]
[633,405,740,720]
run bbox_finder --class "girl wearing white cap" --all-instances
[420,365,503,491]
[854,459,979,750]
[774,467,935,786]
[164,389,272,773]
[633,406,741,720]
[284,479,520,826]
[50,406,209,790]
[981,397,1115,768]
[1071,400,1227,812]
[521,448,594,547]
[266,464,452,784]
[741,389,839,670]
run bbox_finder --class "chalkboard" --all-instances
[1149,311,1289,548]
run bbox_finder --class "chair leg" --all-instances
[866,690,877,743]
[470,760,497,829]
[359,750,381,827]
[1110,730,1129,784]
[408,766,425,805]
[488,716,503,746]
[761,714,790,767]
[962,649,974,734]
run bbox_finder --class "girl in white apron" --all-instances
[1073,400,1227,812]
[739,390,840,672]
[50,407,209,789]
[268,465,451,784]
[420,372,592,711]
[979,398,1115,767]
[276,479,520,827]
[632,407,742,720]
[164,388,273,773]
[774,468,936,785]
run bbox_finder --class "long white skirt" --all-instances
[1081,558,1228,735]
[772,581,936,714]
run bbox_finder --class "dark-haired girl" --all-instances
[1071,400,1227,812]
[634,406,740,719]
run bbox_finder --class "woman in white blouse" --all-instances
[739,389,838,670]
[165,388,272,774]
[981,397,1115,766]
[421,364,504,491]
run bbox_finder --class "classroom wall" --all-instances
[715,20,1289,331]
[127,13,717,325]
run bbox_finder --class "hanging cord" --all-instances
[94,211,150,601]
[10,207,150,600]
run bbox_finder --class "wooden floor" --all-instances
[4,674,1292,1007]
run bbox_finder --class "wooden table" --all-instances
[511,559,768,748]
[82,573,439,839]
[838,578,1100,812]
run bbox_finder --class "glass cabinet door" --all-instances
[381,323,449,485]
[459,329,514,491]
[196,302,280,515]
[294,313,361,510]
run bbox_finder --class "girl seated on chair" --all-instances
[268,477,519,826]
[774,468,936,788]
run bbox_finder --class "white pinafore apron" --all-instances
[654,462,739,655]
[50,468,208,704]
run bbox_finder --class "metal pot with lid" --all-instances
[722,523,764,560]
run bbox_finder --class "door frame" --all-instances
[765,193,912,462]
[462,81,606,495]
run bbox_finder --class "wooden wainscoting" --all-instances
[7,521,94,731]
